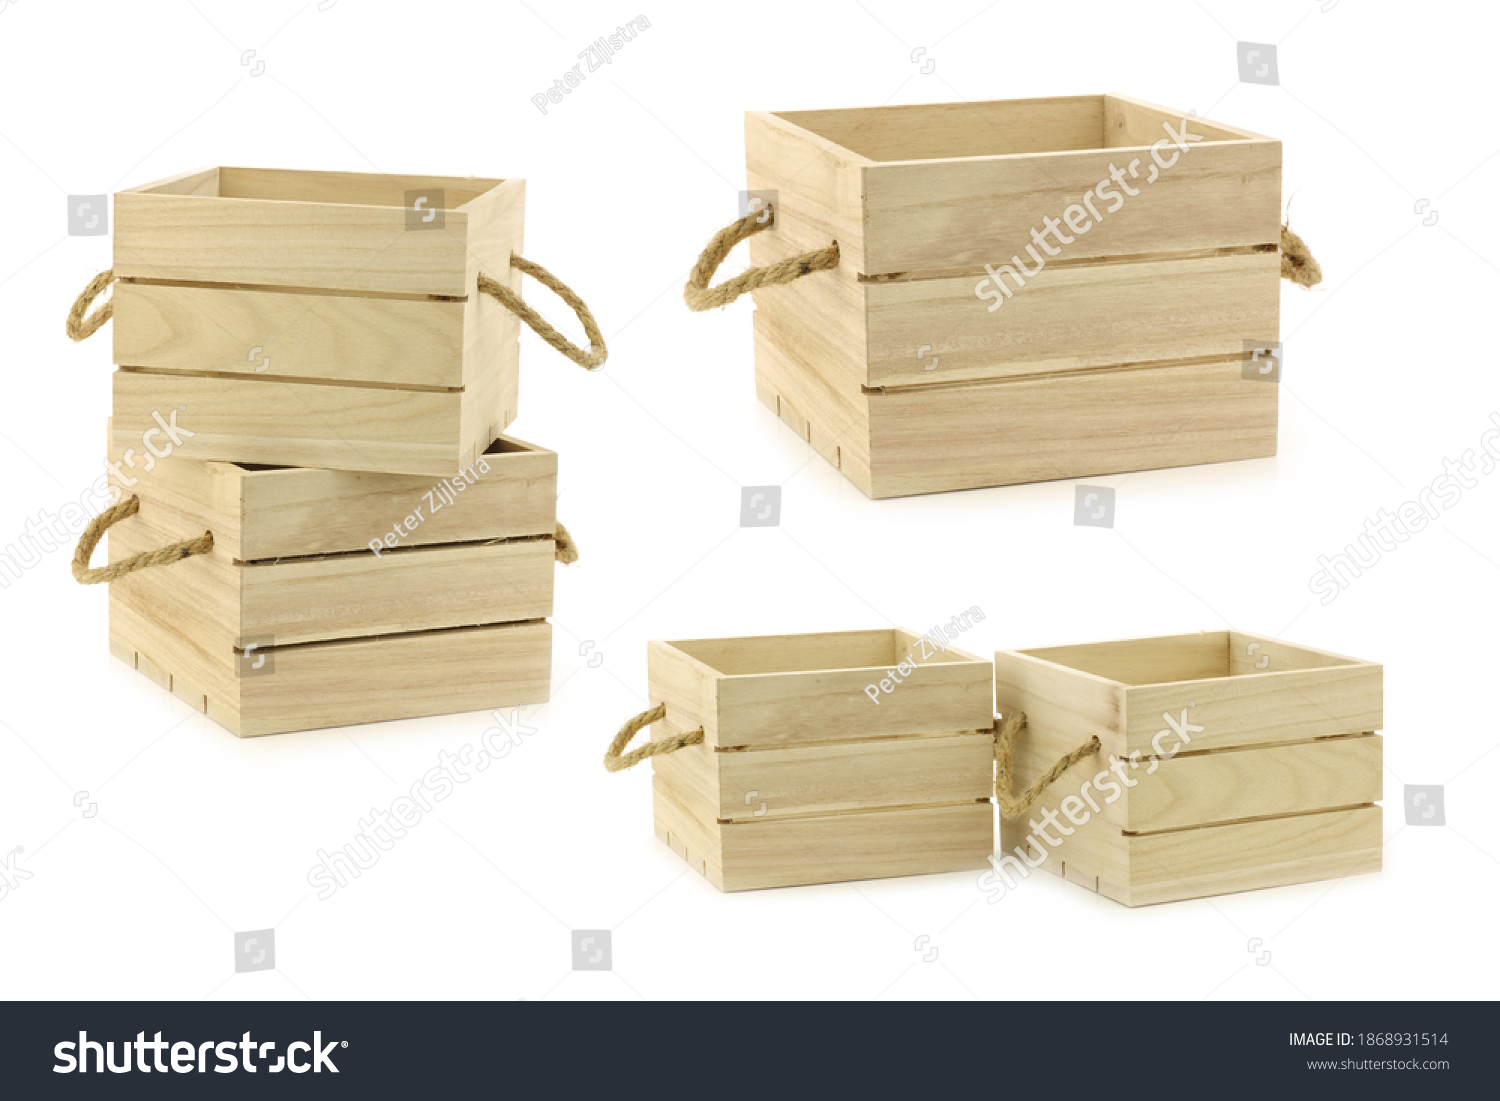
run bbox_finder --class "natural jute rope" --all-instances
[478,255,607,370]
[1279,222,1322,289]
[554,521,579,565]
[684,206,839,311]
[993,711,1101,821]
[71,495,213,585]
[66,269,116,342]
[604,703,704,773]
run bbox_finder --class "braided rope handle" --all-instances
[604,703,704,773]
[72,495,213,585]
[478,254,607,370]
[684,206,839,311]
[66,269,117,342]
[993,711,1101,821]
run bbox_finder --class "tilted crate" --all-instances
[104,166,528,476]
[993,631,1383,906]
[742,94,1286,498]
[103,432,561,737]
[644,629,995,891]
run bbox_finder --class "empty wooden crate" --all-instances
[994,632,1383,906]
[106,166,527,476]
[743,94,1285,497]
[645,629,995,891]
[104,433,561,737]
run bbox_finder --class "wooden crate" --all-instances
[108,166,525,476]
[105,432,559,737]
[744,94,1285,497]
[994,631,1383,906]
[647,629,995,891]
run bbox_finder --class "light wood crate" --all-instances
[994,631,1383,906]
[107,433,559,737]
[746,94,1284,497]
[109,166,526,476]
[648,629,994,891]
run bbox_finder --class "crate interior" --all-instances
[1020,632,1359,687]
[671,628,984,677]
[138,166,505,209]
[232,435,538,474]
[773,94,1258,163]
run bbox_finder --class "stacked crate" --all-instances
[79,167,574,736]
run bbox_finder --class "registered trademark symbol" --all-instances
[341,1041,348,1048]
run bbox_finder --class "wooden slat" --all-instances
[113,191,472,296]
[111,368,466,476]
[1020,632,1229,687]
[713,731,993,820]
[239,541,554,646]
[235,620,551,738]
[716,803,992,891]
[1126,735,1383,832]
[865,250,1280,388]
[112,281,469,387]
[1124,663,1384,754]
[864,355,1279,498]
[1009,730,1383,832]
[774,96,1108,161]
[860,138,1281,275]
[1228,630,1365,675]
[212,167,503,209]
[1105,93,1269,147]
[1123,806,1382,906]
[236,436,556,560]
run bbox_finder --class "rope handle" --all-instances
[1279,222,1322,288]
[72,495,213,586]
[684,205,839,311]
[66,269,116,342]
[478,254,607,370]
[993,711,1101,820]
[604,703,704,773]
[553,521,578,565]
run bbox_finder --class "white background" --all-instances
[0,0,1495,1001]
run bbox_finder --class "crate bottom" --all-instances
[999,804,1382,906]
[654,784,992,892]
[111,598,551,737]
[755,332,1279,498]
